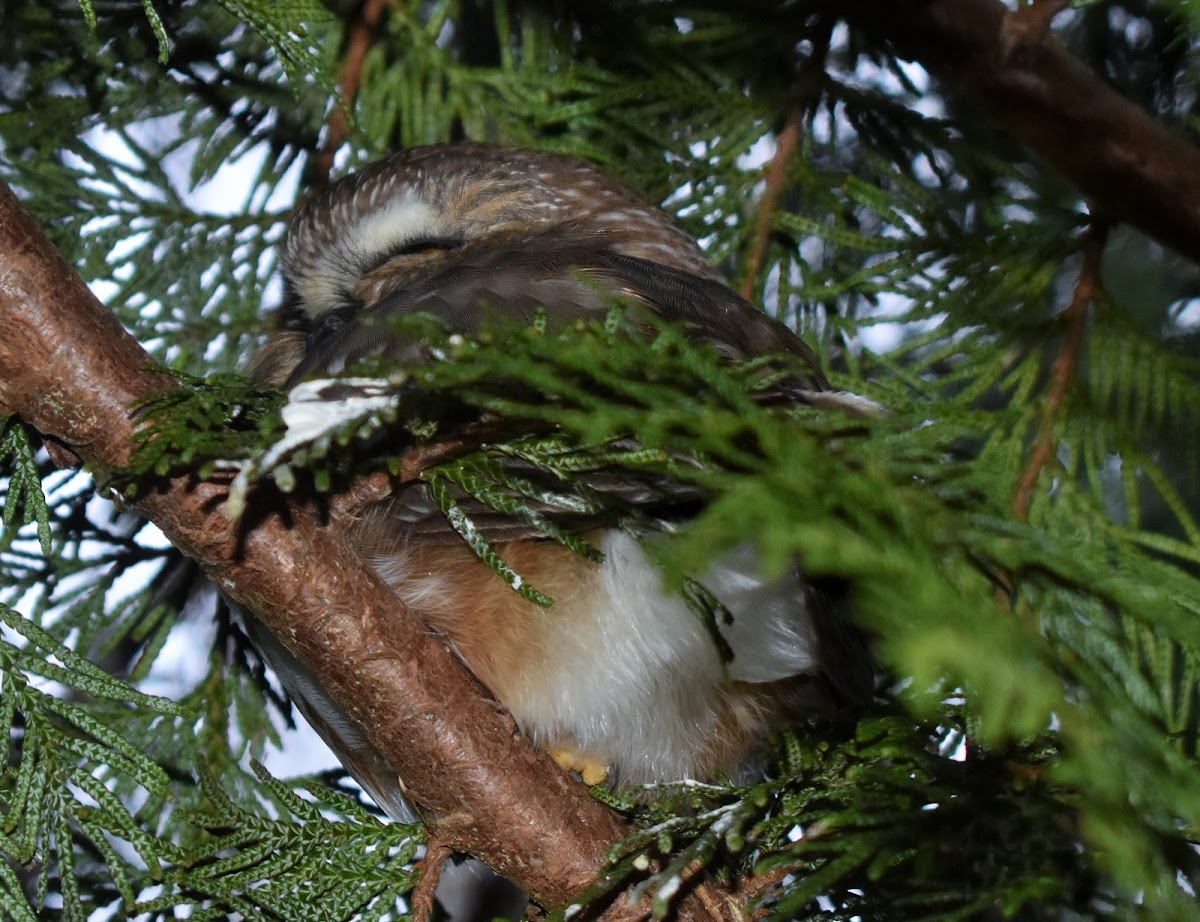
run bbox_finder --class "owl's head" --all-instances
[280,144,720,322]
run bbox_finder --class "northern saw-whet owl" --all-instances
[250,143,872,820]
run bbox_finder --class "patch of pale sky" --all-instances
[1169,298,1200,334]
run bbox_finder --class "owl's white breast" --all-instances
[369,527,819,785]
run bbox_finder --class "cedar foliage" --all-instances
[2,1,1200,919]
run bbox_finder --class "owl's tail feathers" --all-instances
[237,607,528,920]
[436,857,527,922]
[235,608,421,824]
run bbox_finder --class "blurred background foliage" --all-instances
[1,0,1200,919]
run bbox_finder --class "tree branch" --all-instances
[837,0,1200,265]
[0,183,732,920]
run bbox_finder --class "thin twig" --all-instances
[739,23,831,302]
[409,836,453,922]
[695,881,742,922]
[1013,221,1109,522]
[731,864,792,919]
[312,0,391,188]
[329,417,558,521]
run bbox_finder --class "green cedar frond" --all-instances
[561,715,1084,922]
[133,763,422,920]
[0,420,52,556]
[129,372,285,479]
[0,601,185,916]
[213,1,336,90]
[427,471,556,607]
[75,0,170,63]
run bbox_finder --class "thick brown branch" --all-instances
[0,183,730,920]
[837,0,1200,265]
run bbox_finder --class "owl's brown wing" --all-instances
[287,233,828,392]
[282,237,875,737]
[285,237,831,544]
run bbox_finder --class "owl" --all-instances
[249,144,871,820]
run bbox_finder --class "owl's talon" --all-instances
[548,747,609,786]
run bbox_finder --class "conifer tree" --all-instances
[1,1,1199,920]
